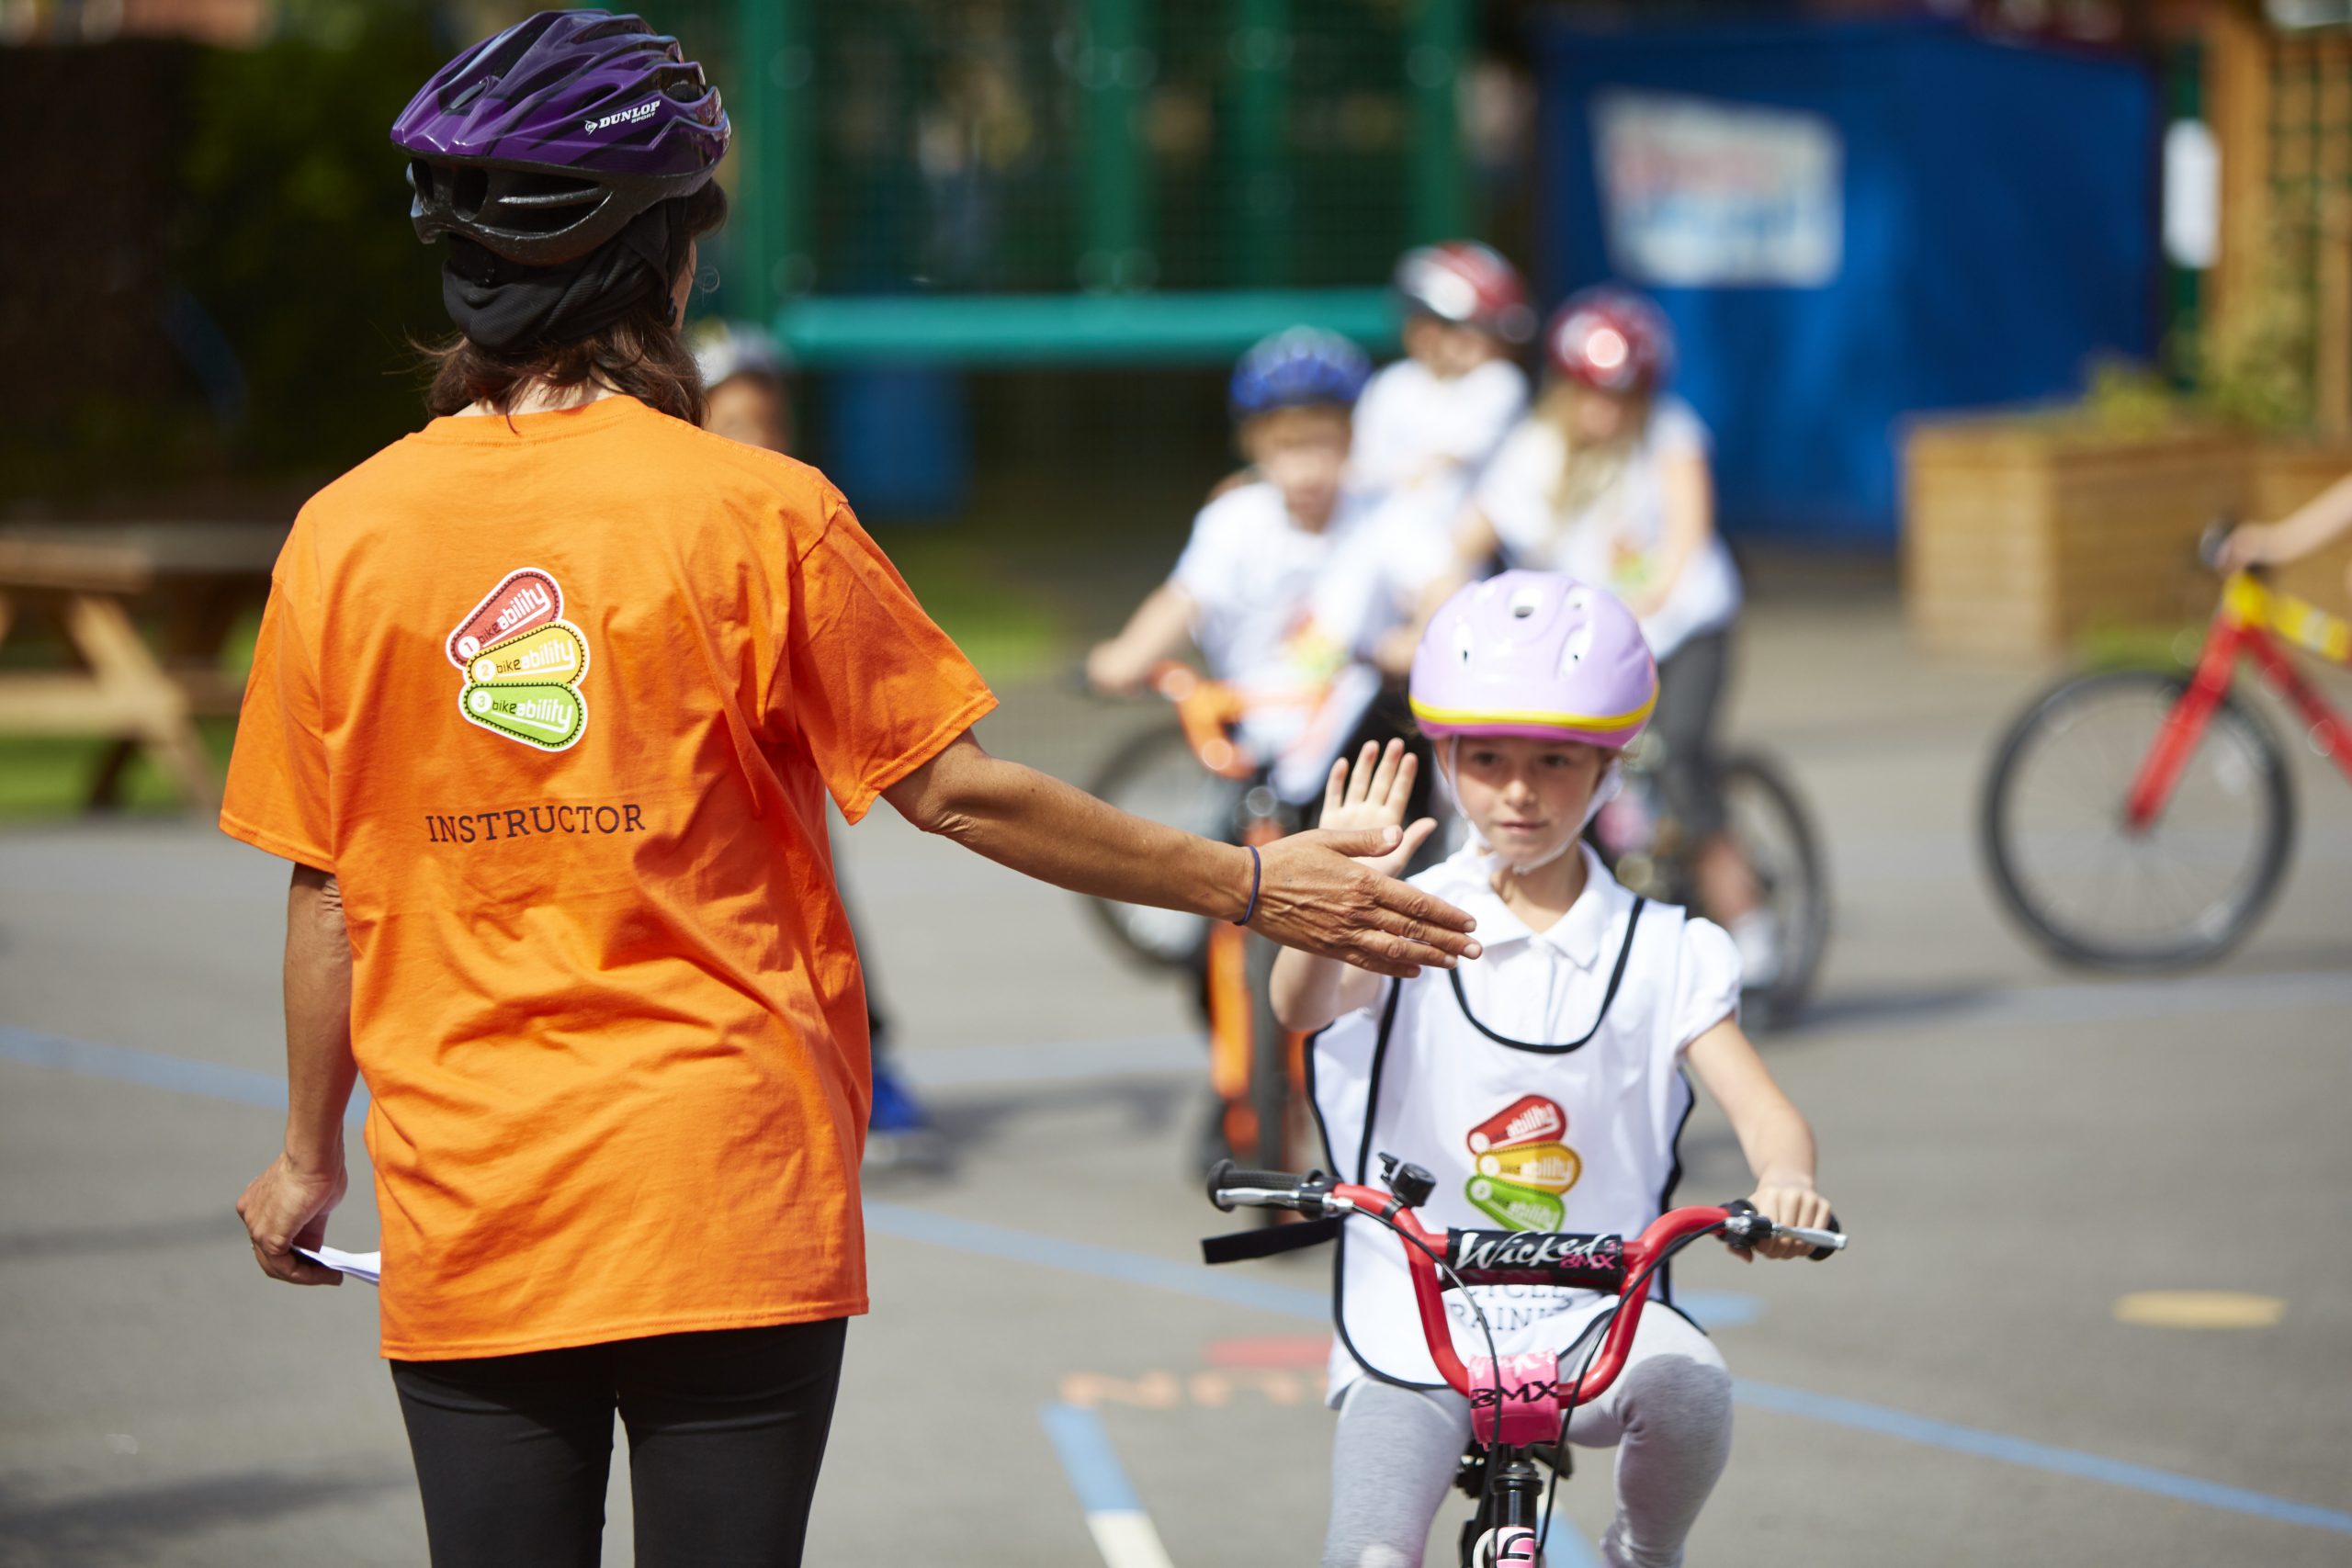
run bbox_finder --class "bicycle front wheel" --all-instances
[1080,721,1244,971]
[1981,669,2295,971]
[1720,753,1829,1029]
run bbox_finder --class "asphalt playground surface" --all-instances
[4,582,2350,1567]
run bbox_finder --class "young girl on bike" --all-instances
[1087,326,1374,765]
[1442,287,1776,983]
[1272,572,1833,1568]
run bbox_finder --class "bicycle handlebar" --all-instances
[1204,1159,1846,1407]
[2200,515,2270,580]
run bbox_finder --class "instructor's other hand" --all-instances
[1250,826,1480,979]
[237,1152,348,1287]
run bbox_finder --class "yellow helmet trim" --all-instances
[1408,690,1657,732]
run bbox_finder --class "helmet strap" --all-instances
[1436,738,1621,877]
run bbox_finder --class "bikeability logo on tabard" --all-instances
[1463,1093,1582,1232]
[447,568,591,752]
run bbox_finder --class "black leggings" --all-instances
[1653,626,1733,843]
[391,1318,847,1568]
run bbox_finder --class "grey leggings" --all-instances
[1652,627,1733,844]
[1322,1310,1732,1568]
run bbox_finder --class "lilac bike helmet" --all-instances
[1410,572,1657,749]
[391,9,729,266]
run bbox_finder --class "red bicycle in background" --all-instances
[1983,530,2352,970]
[1203,1158,1843,1566]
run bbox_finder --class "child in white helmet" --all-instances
[1320,243,1535,672]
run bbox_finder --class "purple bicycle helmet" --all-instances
[1409,572,1657,749]
[391,9,729,266]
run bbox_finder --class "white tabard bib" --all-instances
[1309,896,1700,1394]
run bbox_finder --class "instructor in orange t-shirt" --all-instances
[223,13,1476,1567]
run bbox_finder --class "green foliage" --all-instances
[172,1,451,475]
[2078,357,2182,439]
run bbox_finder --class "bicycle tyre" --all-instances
[1719,752,1829,1030]
[1980,668,2296,972]
[1080,721,1240,972]
[1242,930,1301,1172]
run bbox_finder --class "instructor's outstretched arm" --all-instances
[884,731,1477,980]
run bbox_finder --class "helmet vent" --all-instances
[1453,621,1476,664]
[498,171,605,216]
[452,166,488,221]
[1561,621,1596,672]
[1507,584,1544,620]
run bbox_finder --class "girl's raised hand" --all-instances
[1321,740,1436,880]
[1321,740,1416,832]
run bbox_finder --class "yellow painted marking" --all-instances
[2113,1290,2286,1329]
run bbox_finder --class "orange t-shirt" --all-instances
[220,394,995,1360]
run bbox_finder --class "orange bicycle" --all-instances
[1982,531,2352,970]
[1084,660,1387,1172]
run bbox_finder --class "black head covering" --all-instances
[440,197,691,352]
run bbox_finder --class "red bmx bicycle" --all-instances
[1202,1158,1843,1566]
[1982,533,2352,970]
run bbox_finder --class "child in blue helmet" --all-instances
[1088,327,1374,763]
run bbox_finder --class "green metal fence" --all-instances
[671,0,1472,364]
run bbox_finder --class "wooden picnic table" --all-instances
[0,522,287,811]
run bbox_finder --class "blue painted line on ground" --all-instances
[14,1022,2349,1540]
[1735,1381,2352,1537]
[1040,1402,1144,1516]
[0,1024,368,1124]
[2,1024,286,1110]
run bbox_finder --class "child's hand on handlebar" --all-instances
[1734,1180,1837,1262]
[2213,521,2281,575]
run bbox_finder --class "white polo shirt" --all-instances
[1310,841,1742,1396]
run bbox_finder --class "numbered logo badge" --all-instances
[1463,1094,1581,1231]
[447,568,591,752]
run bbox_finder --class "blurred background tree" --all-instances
[0,0,448,505]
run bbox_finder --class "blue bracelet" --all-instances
[1234,843,1262,926]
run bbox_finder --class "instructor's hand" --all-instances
[1250,825,1479,979]
[236,1153,348,1287]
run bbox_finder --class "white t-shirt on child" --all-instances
[1171,480,1367,755]
[1474,394,1741,660]
[1349,357,1530,538]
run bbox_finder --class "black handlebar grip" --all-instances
[1204,1159,1306,1211]
[2199,515,2267,579]
[1724,1198,1842,1260]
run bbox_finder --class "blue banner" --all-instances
[1534,19,2157,544]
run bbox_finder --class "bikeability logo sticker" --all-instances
[447,568,591,752]
[1464,1093,1582,1231]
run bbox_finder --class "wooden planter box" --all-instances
[2249,440,2352,619]
[1901,417,2253,662]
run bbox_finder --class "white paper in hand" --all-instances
[296,1245,381,1284]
